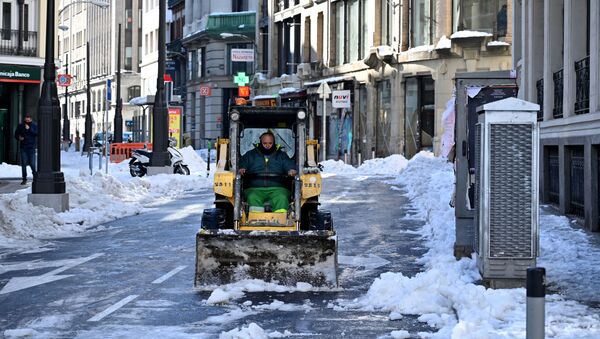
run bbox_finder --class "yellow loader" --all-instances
[195,105,338,287]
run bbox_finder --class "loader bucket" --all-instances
[195,230,338,288]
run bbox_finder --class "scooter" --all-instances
[129,138,190,177]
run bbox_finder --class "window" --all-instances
[128,85,141,101]
[380,0,392,46]
[277,16,300,76]
[2,3,11,40]
[453,0,507,40]
[232,0,248,12]
[333,0,364,65]
[411,0,435,47]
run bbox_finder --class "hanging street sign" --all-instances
[57,74,72,87]
[234,72,250,87]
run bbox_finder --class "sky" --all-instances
[1,148,599,338]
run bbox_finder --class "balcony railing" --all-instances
[553,69,563,119]
[574,55,590,115]
[536,78,543,121]
[0,29,38,56]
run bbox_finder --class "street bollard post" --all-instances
[526,267,545,339]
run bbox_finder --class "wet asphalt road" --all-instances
[0,175,431,338]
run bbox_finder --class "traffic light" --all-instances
[238,86,250,98]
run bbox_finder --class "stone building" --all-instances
[256,0,513,161]
[514,0,599,231]
[181,0,259,149]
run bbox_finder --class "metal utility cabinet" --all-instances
[454,71,518,258]
[475,98,540,287]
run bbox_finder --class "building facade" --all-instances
[57,0,142,143]
[181,0,258,149]
[255,0,513,162]
[514,0,599,231]
[0,0,45,165]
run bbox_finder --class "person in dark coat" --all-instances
[14,114,37,185]
[238,131,297,213]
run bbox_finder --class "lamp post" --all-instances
[149,0,170,170]
[28,0,67,211]
[114,24,123,143]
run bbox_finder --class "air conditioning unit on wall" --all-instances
[474,97,540,288]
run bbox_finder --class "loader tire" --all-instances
[310,210,333,231]
[201,208,226,229]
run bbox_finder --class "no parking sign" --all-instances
[57,74,72,87]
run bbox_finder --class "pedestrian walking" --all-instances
[14,114,37,185]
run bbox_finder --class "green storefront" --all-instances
[0,64,41,165]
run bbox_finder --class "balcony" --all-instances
[0,29,38,56]
[536,78,543,121]
[574,55,590,115]
[552,69,563,119]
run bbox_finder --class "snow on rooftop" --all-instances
[278,87,301,95]
[450,30,493,39]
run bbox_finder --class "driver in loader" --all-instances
[238,131,297,213]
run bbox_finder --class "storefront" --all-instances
[0,64,41,164]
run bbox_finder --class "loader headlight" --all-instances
[230,110,240,122]
[297,110,306,120]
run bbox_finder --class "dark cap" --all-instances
[25,114,31,118]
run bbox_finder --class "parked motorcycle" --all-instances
[129,138,190,177]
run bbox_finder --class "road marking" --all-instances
[88,295,139,322]
[152,265,186,284]
[0,253,104,295]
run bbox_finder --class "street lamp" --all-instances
[29,0,68,211]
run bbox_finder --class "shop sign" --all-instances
[0,64,41,84]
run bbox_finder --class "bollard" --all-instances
[371,147,375,160]
[343,151,348,164]
[357,151,362,166]
[526,267,545,339]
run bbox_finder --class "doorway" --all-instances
[404,75,434,158]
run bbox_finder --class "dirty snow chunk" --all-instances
[219,322,268,339]
[389,311,403,320]
[390,330,410,339]
[207,288,243,305]
[295,282,312,292]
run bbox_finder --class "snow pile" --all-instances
[0,147,212,254]
[341,152,600,338]
[203,280,324,305]
[219,323,268,339]
[322,154,408,177]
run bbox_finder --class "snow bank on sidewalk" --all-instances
[321,154,409,177]
[0,147,212,254]
[339,152,600,338]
